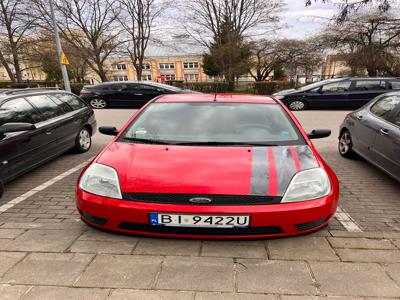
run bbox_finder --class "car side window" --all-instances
[47,95,72,113]
[354,80,385,91]
[54,93,86,110]
[370,96,400,121]
[0,98,41,126]
[126,84,140,90]
[393,108,400,126]
[139,84,159,91]
[321,81,351,93]
[388,81,400,90]
[110,84,127,91]
[26,95,65,121]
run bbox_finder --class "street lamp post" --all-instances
[49,0,71,92]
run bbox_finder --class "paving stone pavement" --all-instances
[0,110,399,299]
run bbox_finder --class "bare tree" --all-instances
[185,0,283,47]
[321,12,400,76]
[117,0,162,81]
[306,0,392,21]
[248,38,324,82]
[33,0,123,82]
[0,0,36,83]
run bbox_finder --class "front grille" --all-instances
[121,193,282,205]
[119,222,283,236]
[295,216,329,231]
[79,210,108,225]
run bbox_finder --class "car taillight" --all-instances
[80,89,93,95]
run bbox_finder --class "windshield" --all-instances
[146,82,184,92]
[297,79,342,91]
[119,103,305,146]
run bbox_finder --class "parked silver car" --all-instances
[339,92,400,182]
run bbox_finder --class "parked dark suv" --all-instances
[0,89,97,196]
[273,77,400,110]
[80,81,191,109]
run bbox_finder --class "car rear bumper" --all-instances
[76,189,338,239]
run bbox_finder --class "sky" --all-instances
[278,0,338,39]
[146,0,340,56]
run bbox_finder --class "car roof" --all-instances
[85,81,178,89]
[349,77,400,80]
[0,89,71,102]
[154,93,277,104]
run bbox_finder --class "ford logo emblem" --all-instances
[189,197,212,204]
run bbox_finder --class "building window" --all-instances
[159,63,175,69]
[159,74,176,82]
[142,64,151,70]
[183,62,199,69]
[184,74,199,82]
[113,76,128,81]
[141,75,152,81]
[116,64,127,70]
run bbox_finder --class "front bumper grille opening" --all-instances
[118,222,283,236]
[295,216,329,231]
[79,210,108,225]
[121,193,282,206]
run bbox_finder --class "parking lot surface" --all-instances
[0,109,399,299]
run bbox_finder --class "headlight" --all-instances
[274,95,285,100]
[79,163,122,199]
[282,168,331,203]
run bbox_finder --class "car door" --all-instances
[347,80,387,108]
[50,93,88,149]
[123,83,147,107]
[26,94,71,156]
[137,84,163,104]
[0,97,44,182]
[369,96,400,180]
[308,80,351,109]
[107,83,129,107]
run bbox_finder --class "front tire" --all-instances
[338,129,356,158]
[287,99,307,111]
[89,98,107,109]
[74,127,92,153]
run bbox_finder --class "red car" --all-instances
[76,94,339,239]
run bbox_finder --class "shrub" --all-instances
[182,82,231,93]
[244,81,295,95]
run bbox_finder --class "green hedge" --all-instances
[179,82,231,93]
[243,81,295,95]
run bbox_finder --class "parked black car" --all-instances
[273,77,400,111]
[339,92,400,182]
[80,81,192,109]
[0,89,97,194]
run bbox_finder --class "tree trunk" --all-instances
[11,44,22,83]
[367,67,378,77]
[0,50,16,83]
[135,66,143,81]
[96,64,108,82]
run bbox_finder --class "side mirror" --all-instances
[99,126,119,136]
[0,123,36,134]
[318,89,324,94]
[307,129,331,139]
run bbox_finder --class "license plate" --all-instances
[149,213,250,228]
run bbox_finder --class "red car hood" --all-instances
[97,142,319,197]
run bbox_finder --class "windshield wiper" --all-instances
[122,137,278,146]
[170,141,279,146]
[121,137,177,145]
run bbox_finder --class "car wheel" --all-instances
[74,127,92,153]
[338,129,356,158]
[288,100,307,111]
[89,98,107,109]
